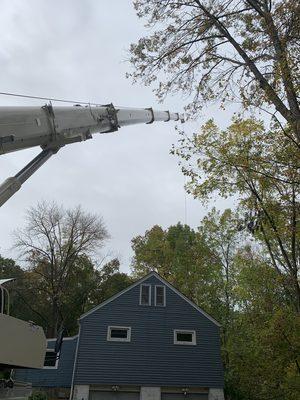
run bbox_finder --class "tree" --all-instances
[131,216,242,324]
[129,0,300,145]
[130,0,300,308]
[131,222,223,310]
[55,257,133,335]
[198,208,241,368]
[174,117,300,311]
[0,255,29,319]
[227,246,300,400]
[14,202,109,337]
[89,258,133,306]
[130,220,300,400]
[0,254,133,337]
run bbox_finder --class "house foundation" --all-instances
[72,384,89,400]
[140,387,161,400]
[208,388,225,400]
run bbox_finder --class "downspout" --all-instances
[69,322,82,400]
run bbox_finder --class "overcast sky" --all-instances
[0,0,236,272]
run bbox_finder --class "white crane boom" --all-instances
[0,103,184,207]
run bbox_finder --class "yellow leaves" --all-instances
[175,116,299,297]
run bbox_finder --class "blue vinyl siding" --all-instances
[15,336,77,388]
[74,275,224,388]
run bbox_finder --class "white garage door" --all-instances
[161,393,208,400]
[89,391,139,400]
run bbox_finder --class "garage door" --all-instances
[89,391,139,400]
[161,393,208,400]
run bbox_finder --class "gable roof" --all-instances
[79,271,221,327]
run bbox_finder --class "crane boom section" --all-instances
[0,104,183,155]
[0,103,183,207]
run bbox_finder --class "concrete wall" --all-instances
[140,387,161,400]
[208,388,225,400]
[72,384,89,400]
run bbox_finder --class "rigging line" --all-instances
[184,174,188,225]
[0,91,103,106]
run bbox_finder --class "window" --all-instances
[155,285,166,306]
[44,349,59,369]
[107,326,131,342]
[174,330,196,345]
[139,284,151,306]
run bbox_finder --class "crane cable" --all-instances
[0,91,102,106]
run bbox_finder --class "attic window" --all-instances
[140,284,151,306]
[155,285,166,306]
[107,326,131,342]
[174,330,196,345]
[44,349,59,369]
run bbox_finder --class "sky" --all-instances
[0,0,235,272]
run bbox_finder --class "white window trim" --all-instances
[174,329,196,345]
[43,348,59,369]
[107,326,131,342]
[155,285,166,307]
[139,284,151,306]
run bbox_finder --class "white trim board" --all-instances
[174,329,196,345]
[43,348,59,369]
[47,334,78,342]
[70,325,81,400]
[107,326,131,342]
[79,271,221,327]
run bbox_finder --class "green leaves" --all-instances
[130,208,299,400]
[175,116,300,310]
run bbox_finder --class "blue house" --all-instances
[16,272,224,400]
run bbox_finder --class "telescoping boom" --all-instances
[0,103,184,206]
